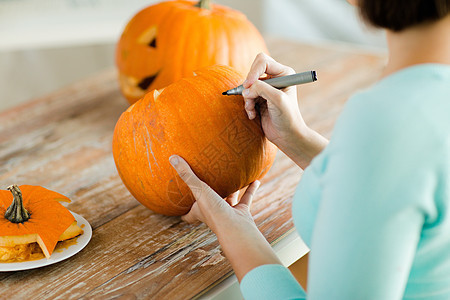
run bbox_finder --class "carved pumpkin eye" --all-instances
[135,25,159,90]
[137,25,157,48]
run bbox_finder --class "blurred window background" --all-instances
[0,0,386,112]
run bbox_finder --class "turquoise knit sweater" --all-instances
[241,64,450,299]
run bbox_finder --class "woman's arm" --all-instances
[171,156,307,300]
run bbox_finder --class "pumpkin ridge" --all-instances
[143,123,159,178]
[153,4,182,86]
[115,96,184,213]
[171,8,197,84]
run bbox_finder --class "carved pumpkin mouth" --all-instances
[137,73,159,90]
[117,24,161,103]
[119,71,160,102]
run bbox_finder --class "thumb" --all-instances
[238,180,260,208]
[181,209,201,224]
[169,155,204,199]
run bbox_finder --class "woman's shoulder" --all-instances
[326,64,449,172]
[337,63,450,142]
[351,64,449,108]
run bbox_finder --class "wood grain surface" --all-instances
[0,37,386,299]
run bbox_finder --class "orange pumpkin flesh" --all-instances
[0,185,83,260]
[112,65,277,216]
[116,0,269,104]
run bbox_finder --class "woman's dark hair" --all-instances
[358,0,450,31]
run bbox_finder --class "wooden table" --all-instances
[0,37,386,299]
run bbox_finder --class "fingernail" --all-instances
[242,89,249,97]
[169,155,179,166]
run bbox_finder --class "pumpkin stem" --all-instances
[195,0,211,9]
[5,185,30,223]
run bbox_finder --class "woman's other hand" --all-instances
[170,154,281,281]
[169,155,259,231]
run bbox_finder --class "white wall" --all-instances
[0,0,386,112]
[262,0,385,47]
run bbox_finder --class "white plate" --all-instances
[0,211,92,272]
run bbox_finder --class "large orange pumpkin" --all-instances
[116,0,269,104]
[112,65,277,216]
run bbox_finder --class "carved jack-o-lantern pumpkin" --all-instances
[116,0,269,104]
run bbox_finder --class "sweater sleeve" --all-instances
[240,264,306,300]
